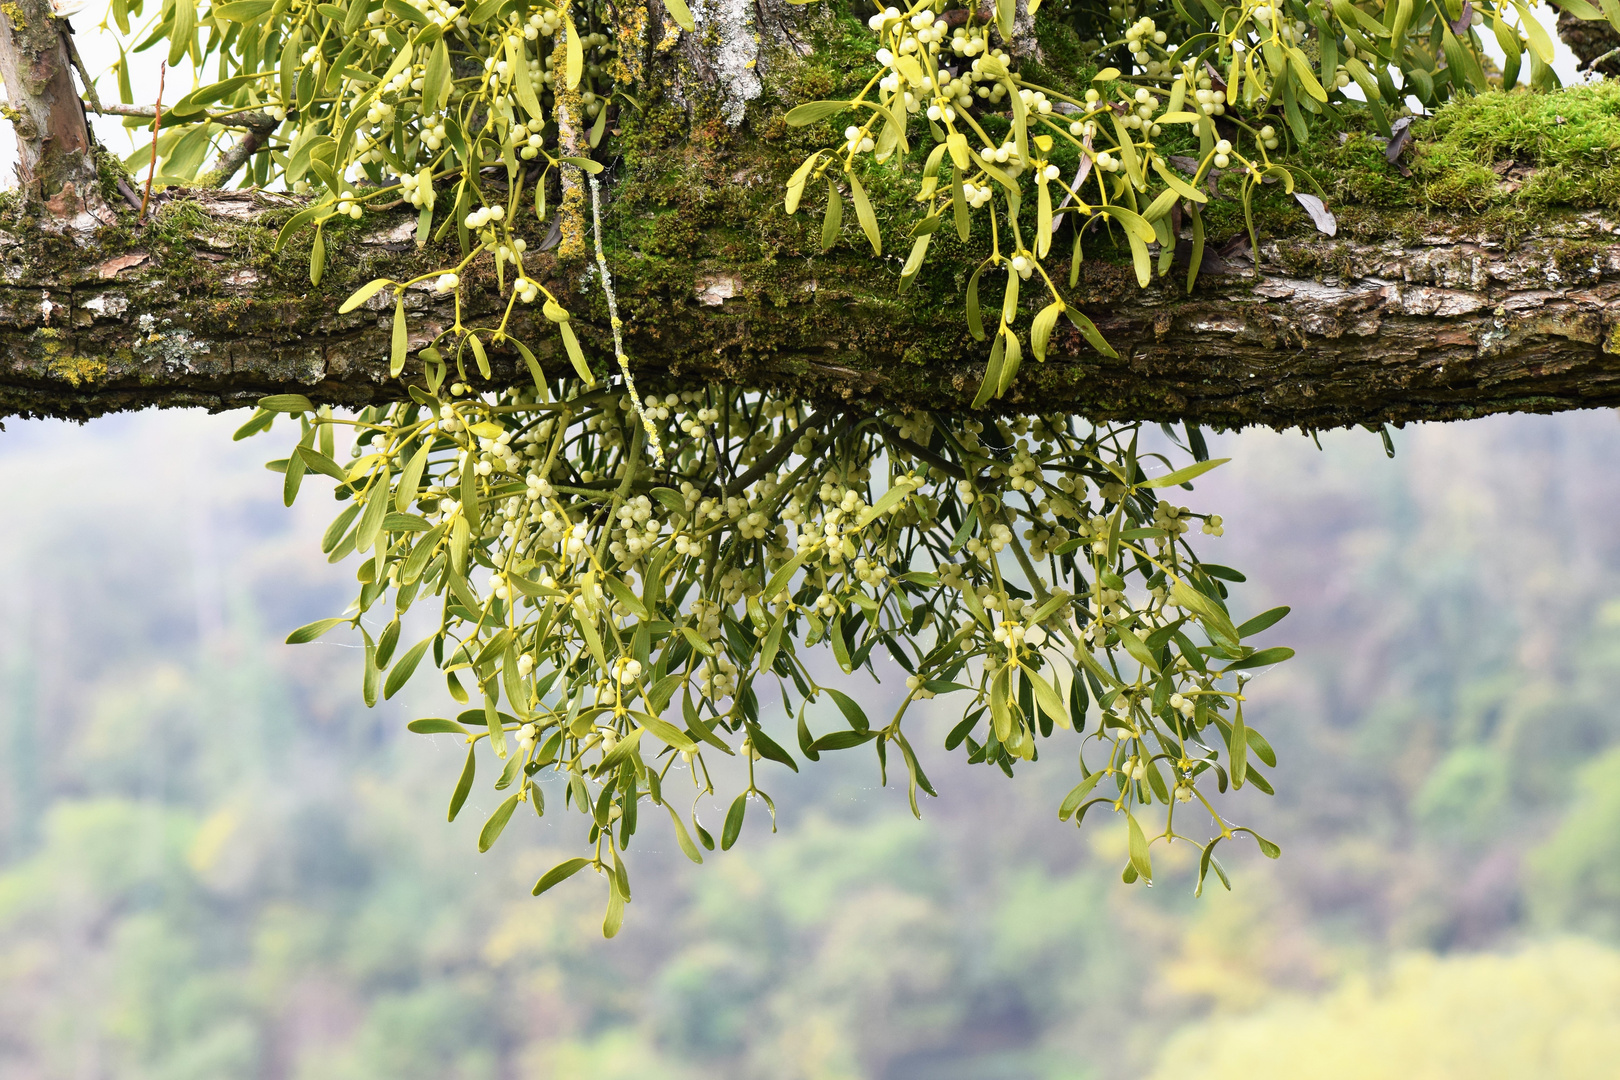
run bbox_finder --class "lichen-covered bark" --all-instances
[6,187,1620,430]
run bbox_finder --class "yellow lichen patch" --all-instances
[611,0,648,88]
[46,355,109,387]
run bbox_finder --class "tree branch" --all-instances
[4,187,1620,430]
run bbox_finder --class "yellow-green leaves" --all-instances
[899,233,932,292]
[965,261,988,341]
[508,34,544,119]
[1171,580,1240,648]
[1030,300,1063,362]
[821,177,844,251]
[259,394,314,414]
[785,100,850,126]
[265,371,1287,935]
[663,0,696,31]
[555,321,592,384]
[1026,667,1070,729]
[340,278,393,314]
[1391,0,1415,50]
[1517,0,1560,61]
[385,637,433,700]
[559,155,605,174]
[1230,705,1250,788]
[846,169,881,256]
[667,805,703,863]
[1153,158,1208,204]
[1036,174,1053,258]
[448,746,476,821]
[1105,206,1156,288]
[784,152,821,214]
[1139,457,1229,489]
[1286,47,1329,102]
[390,297,409,377]
[286,617,350,644]
[721,792,747,850]
[951,165,970,241]
[534,857,594,896]
[565,15,585,89]
[395,440,431,513]
[1059,772,1103,820]
[1109,113,1145,189]
[1126,812,1153,882]
[169,0,198,67]
[355,462,391,554]
[309,228,326,286]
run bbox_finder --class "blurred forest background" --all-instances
[3,407,1620,1080]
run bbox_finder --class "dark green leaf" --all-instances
[532,856,593,895]
[721,792,747,850]
[478,792,522,852]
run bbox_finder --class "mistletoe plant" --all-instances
[102,0,1601,934]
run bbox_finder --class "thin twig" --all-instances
[59,22,101,116]
[139,63,166,225]
[87,101,273,126]
[589,175,663,466]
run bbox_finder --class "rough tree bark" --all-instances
[0,0,113,233]
[4,3,1620,431]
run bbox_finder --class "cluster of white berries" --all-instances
[611,657,644,686]
[522,7,562,37]
[964,522,1013,560]
[422,118,448,152]
[334,190,363,219]
[1152,502,1193,536]
[1018,87,1054,114]
[509,122,548,159]
[843,125,877,155]
[1124,17,1168,67]
[420,0,465,30]
[399,171,435,209]
[1249,4,1311,46]
[904,673,937,700]
[1193,84,1230,117]
[464,203,506,231]
[679,405,721,435]
[957,180,992,209]
[609,497,662,562]
[949,24,991,57]
[1009,254,1036,282]
[980,138,1022,166]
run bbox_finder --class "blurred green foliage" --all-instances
[4,408,1620,1079]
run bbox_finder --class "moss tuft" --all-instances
[1303,83,1620,214]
